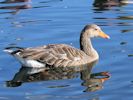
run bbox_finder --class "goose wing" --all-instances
[18,44,89,67]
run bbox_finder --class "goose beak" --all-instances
[99,31,110,39]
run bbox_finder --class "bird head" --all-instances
[83,24,110,39]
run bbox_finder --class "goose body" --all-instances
[4,24,110,68]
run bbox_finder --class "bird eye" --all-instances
[94,28,98,31]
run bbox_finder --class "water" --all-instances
[0,0,133,100]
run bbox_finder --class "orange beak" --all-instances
[99,31,110,39]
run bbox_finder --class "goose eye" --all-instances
[94,28,98,31]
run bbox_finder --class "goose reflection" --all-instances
[93,0,128,11]
[6,60,110,92]
[81,71,110,92]
[0,0,31,14]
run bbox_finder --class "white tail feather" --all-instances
[3,49,14,54]
[4,47,46,68]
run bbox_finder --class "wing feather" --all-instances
[17,44,89,67]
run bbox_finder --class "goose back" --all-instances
[15,44,96,67]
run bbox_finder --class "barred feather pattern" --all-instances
[14,44,95,67]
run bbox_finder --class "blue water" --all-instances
[0,0,133,100]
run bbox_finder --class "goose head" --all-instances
[82,24,110,39]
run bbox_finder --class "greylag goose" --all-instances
[4,24,110,68]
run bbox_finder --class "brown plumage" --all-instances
[4,24,110,68]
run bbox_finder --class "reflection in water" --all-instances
[6,60,110,92]
[93,17,133,27]
[120,0,133,4]
[121,29,133,33]
[82,72,110,92]
[118,16,133,20]
[92,0,133,33]
[1,0,30,3]
[0,0,31,14]
[0,4,31,9]
[93,0,127,10]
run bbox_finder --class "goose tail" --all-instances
[4,46,45,68]
[4,46,24,55]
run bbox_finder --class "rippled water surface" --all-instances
[0,0,133,100]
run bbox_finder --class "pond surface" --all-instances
[0,0,133,100]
